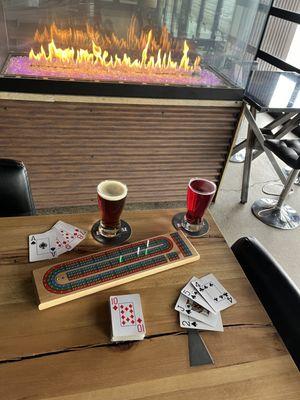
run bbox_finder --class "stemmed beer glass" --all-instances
[173,178,216,236]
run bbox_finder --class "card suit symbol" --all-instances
[186,310,191,314]
[214,297,218,302]
[39,242,48,250]
[129,304,133,308]
[186,304,191,308]
[137,318,142,323]
[209,282,213,287]
[126,317,130,322]
[122,321,125,325]
[121,315,125,319]
[74,232,77,236]
[219,295,223,299]
[192,322,197,327]
[121,310,124,314]
[31,240,36,245]
[120,305,124,309]
[113,305,118,311]
[75,228,78,232]
[204,285,208,289]
[125,307,129,311]
[131,320,134,324]
[50,247,56,252]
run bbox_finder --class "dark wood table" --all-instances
[0,209,299,399]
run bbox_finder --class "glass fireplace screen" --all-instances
[0,0,272,95]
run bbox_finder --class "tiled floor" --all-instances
[211,113,300,288]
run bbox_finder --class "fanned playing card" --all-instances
[110,294,146,342]
[192,273,237,313]
[181,276,216,314]
[53,221,87,251]
[175,294,219,327]
[179,312,223,332]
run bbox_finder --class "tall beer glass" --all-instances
[97,180,127,238]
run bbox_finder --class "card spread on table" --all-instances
[175,273,236,335]
[29,221,87,262]
[175,294,219,327]
[181,276,216,314]
[191,274,237,313]
[110,294,146,342]
[179,312,224,332]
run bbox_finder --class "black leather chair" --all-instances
[232,236,300,370]
[0,159,36,217]
[252,139,300,230]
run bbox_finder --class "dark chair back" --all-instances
[0,159,36,217]
[231,237,300,370]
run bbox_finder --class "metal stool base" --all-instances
[252,198,300,230]
[283,166,300,186]
[230,148,246,163]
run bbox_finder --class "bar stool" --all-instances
[252,139,300,230]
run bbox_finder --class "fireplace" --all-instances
[0,1,272,209]
[0,0,271,99]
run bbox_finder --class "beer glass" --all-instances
[173,178,216,236]
[97,180,127,238]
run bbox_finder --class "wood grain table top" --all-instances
[0,209,299,400]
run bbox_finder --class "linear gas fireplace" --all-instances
[0,0,271,99]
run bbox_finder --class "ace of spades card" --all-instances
[29,229,63,262]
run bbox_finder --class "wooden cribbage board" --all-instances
[33,231,199,310]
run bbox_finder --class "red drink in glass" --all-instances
[97,180,127,237]
[184,178,216,228]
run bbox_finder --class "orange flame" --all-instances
[32,18,183,55]
[29,19,201,75]
[29,32,201,74]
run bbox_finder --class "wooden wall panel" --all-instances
[0,99,240,209]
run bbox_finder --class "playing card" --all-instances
[179,312,223,332]
[192,274,237,313]
[53,221,86,251]
[110,294,146,341]
[175,294,219,327]
[29,229,62,262]
[181,276,216,314]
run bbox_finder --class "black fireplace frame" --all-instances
[0,75,243,100]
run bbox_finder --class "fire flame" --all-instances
[29,19,201,75]
[33,18,183,55]
[29,31,200,74]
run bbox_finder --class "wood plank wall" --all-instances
[0,99,240,209]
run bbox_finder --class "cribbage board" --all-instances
[33,231,200,310]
